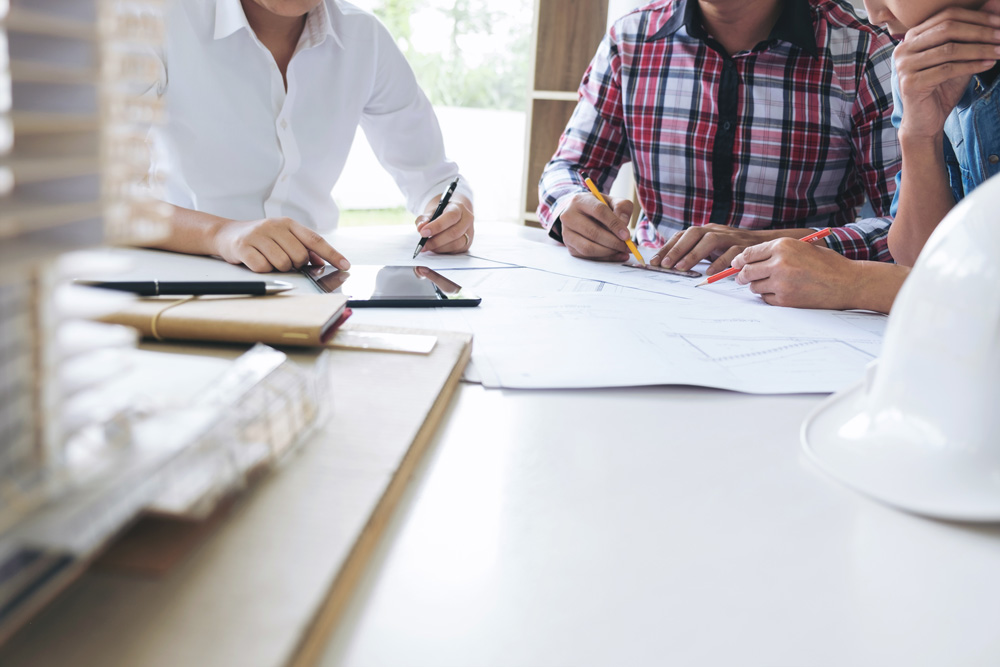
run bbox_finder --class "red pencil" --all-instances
[695,227,833,287]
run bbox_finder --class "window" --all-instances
[333,0,532,227]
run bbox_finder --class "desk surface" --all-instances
[337,227,999,667]
[14,226,1000,666]
[316,383,1000,667]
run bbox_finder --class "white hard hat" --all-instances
[801,172,1000,521]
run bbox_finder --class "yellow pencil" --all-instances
[582,176,645,266]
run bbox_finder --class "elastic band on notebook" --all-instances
[149,295,197,340]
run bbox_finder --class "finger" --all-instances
[581,194,632,242]
[656,228,706,268]
[564,227,631,261]
[610,197,634,228]
[418,203,464,237]
[307,250,325,266]
[673,230,734,271]
[760,293,783,307]
[564,211,628,253]
[240,247,273,273]
[907,23,1000,55]
[271,227,311,268]
[734,240,776,267]
[289,225,351,270]
[426,223,473,254]
[736,258,776,285]
[422,211,469,253]
[902,60,997,93]
[746,276,776,297]
[908,7,1000,44]
[707,247,743,276]
[904,41,1000,71]
[651,229,684,264]
[430,234,472,254]
[252,236,294,272]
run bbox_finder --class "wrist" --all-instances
[855,262,908,314]
[898,126,945,153]
[203,215,232,256]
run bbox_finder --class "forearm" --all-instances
[889,131,956,266]
[141,203,228,257]
[854,261,910,314]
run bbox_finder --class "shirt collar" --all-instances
[214,0,250,40]
[649,0,818,58]
[213,0,342,49]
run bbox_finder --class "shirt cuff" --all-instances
[825,224,892,262]
[542,193,578,243]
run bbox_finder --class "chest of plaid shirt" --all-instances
[538,0,901,261]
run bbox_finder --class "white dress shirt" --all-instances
[153,0,470,231]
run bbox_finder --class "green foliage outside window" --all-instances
[371,0,531,111]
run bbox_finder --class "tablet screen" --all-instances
[301,265,481,307]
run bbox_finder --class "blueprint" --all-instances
[326,226,513,270]
[337,228,888,394]
[441,286,884,393]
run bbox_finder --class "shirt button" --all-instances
[280,119,288,130]
[281,174,289,182]
[990,154,999,165]
[723,122,732,130]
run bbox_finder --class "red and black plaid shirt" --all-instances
[538,0,900,261]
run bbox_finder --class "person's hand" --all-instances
[895,1,1000,140]
[414,193,475,254]
[730,237,862,309]
[212,217,351,273]
[557,191,634,261]
[651,224,807,275]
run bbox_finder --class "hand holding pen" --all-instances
[412,177,474,258]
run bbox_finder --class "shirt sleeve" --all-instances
[537,29,630,242]
[359,20,472,215]
[826,39,900,262]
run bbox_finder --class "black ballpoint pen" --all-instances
[412,176,460,259]
[73,280,295,296]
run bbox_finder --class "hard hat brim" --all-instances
[802,381,1000,523]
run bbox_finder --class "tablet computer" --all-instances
[301,264,481,307]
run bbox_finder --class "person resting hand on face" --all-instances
[731,0,1000,312]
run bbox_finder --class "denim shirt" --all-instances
[890,62,1000,216]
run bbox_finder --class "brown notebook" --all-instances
[98,294,351,346]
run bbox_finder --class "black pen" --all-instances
[412,176,460,259]
[74,280,295,296]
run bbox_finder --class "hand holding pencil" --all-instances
[725,230,871,309]
[698,228,832,286]
[553,172,638,263]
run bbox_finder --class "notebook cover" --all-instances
[98,294,350,347]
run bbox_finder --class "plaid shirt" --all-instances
[538,0,901,261]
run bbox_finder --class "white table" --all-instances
[326,227,1000,667]
[315,381,1000,667]
[13,226,1000,666]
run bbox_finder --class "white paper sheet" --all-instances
[334,227,889,394]
[466,233,704,296]
[325,227,514,270]
[439,289,885,393]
